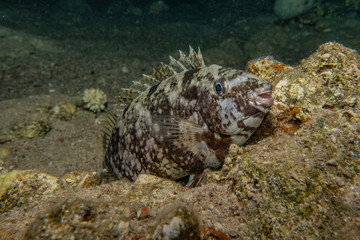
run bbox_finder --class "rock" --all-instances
[20,176,185,239]
[0,170,26,196]
[121,65,129,73]
[246,56,292,81]
[0,170,62,213]
[217,42,360,239]
[60,171,99,188]
[0,147,12,161]
[137,207,149,219]
[249,42,360,133]
[149,204,201,240]
[213,222,224,232]
[10,120,51,138]
[274,0,315,19]
[25,198,133,240]
[51,102,77,121]
[135,173,165,185]
[203,225,230,240]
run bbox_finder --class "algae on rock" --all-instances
[217,41,360,239]
[247,42,360,132]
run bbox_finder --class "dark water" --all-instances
[0,0,359,100]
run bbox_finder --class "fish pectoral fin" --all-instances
[181,169,210,188]
[151,115,208,159]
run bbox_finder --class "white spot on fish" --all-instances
[244,117,263,128]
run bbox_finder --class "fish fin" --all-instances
[169,55,186,71]
[184,169,211,188]
[99,111,119,184]
[148,46,206,79]
[190,46,205,68]
[151,115,209,161]
[169,46,206,72]
[102,111,118,152]
[149,62,177,81]
[117,47,206,101]
[117,88,141,104]
[99,167,119,184]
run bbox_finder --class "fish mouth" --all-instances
[255,91,273,108]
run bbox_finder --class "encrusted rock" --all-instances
[52,102,77,120]
[10,120,51,138]
[149,204,201,240]
[249,42,360,133]
[0,170,62,213]
[25,198,132,240]
[274,0,315,19]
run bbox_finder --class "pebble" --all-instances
[135,174,163,184]
[0,147,11,161]
[150,204,201,239]
[121,65,129,73]
[161,216,184,239]
[214,222,224,232]
[137,207,149,219]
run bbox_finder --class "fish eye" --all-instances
[214,78,227,96]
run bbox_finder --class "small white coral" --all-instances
[82,88,107,112]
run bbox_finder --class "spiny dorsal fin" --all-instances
[161,62,177,75]
[169,46,205,72]
[189,46,205,68]
[152,68,169,81]
[169,55,187,71]
[117,88,141,105]
[117,46,206,103]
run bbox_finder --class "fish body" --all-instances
[104,47,273,181]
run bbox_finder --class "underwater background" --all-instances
[1,1,360,239]
[0,0,359,101]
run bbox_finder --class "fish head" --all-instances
[197,64,273,136]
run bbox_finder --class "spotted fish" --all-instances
[103,47,273,182]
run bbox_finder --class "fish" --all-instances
[102,47,273,182]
